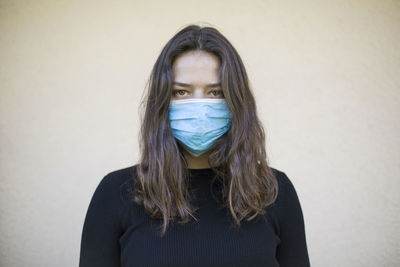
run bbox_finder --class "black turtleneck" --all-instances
[79,165,310,267]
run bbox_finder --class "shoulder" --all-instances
[269,167,304,220]
[270,167,298,198]
[92,164,139,205]
[271,168,299,206]
[102,164,138,184]
[100,164,139,188]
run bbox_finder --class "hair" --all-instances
[132,23,278,237]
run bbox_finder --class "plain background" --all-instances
[1,0,399,266]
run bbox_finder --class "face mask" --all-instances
[168,98,233,157]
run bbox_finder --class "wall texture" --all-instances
[1,0,399,266]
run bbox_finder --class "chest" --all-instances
[119,204,280,267]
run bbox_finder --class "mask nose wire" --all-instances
[169,98,227,107]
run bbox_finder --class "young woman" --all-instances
[79,24,310,267]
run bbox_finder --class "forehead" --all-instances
[172,50,220,75]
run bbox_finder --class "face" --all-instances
[171,50,224,100]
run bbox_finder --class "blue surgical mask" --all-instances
[168,98,233,157]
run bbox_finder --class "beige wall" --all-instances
[1,0,399,266]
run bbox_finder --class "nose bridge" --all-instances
[192,87,206,98]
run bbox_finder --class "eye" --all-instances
[173,89,188,97]
[211,89,223,97]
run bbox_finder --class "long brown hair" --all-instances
[133,24,278,237]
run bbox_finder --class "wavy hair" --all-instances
[133,24,278,237]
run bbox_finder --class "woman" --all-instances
[79,24,310,267]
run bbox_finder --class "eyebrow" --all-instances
[173,81,221,88]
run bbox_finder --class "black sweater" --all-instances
[79,165,310,267]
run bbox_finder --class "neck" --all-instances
[182,149,212,169]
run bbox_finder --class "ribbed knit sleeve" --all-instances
[79,172,125,267]
[274,171,311,267]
